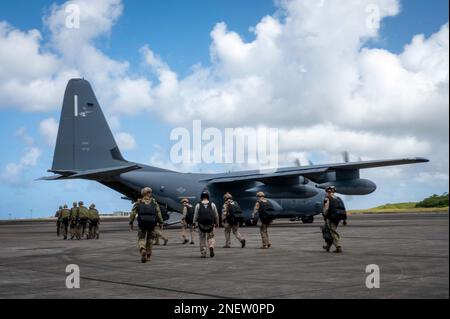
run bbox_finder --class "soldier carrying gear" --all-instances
[252,192,274,249]
[69,202,79,240]
[181,198,195,245]
[322,186,347,253]
[77,201,90,239]
[193,191,219,258]
[59,205,71,240]
[88,203,100,240]
[222,193,246,249]
[55,206,63,237]
[129,187,164,263]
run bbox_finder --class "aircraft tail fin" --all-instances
[51,79,128,172]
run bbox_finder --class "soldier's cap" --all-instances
[223,193,232,200]
[59,206,63,209]
[78,201,84,206]
[141,187,152,196]
[89,204,95,208]
[256,191,265,198]
[325,186,336,193]
[180,198,189,204]
[200,191,210,200]
[63,204,68,208]
[72,202,77,206]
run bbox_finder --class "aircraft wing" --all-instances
[37,164,142,181]
[202,157,429,184]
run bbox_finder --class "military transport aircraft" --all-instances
[40,79,429,224]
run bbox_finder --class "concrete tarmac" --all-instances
[0,213,448,299]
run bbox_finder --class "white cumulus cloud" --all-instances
[39,117,59,147]
[114,132,136,150]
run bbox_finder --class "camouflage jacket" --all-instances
[60,209,71,219]
[78,206,90,219]
[89,208,100,221]
[69,207,79,221]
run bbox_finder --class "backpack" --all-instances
[197,202,215,233]
[329,197,347,223]
[137,200,158,228]
[321,224,333,245]
[78,207,90,220]
[89,209,99,221]
[257,200,276,224]
[226,201,243,226]
[184,205,194,225]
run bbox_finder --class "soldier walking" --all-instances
[77,201,90,239]
[59,204,71,240]
[194,192,219,258]
[222,193,246,248]
[252,192,275,249]
[69,202,79,240]
[129,187,163,263]
[181,198,195,244]
[322,186,347,253]
[55,205,62,237]
[88,204,100,239]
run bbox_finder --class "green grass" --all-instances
[372,202,417,210]
[349,207,449,214]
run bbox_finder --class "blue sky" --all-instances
[0,0,448,219]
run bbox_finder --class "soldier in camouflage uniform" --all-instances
[77,201,90,239]
[88,203,100,239]
[322,186,346,253]
[222,193,246,248]
[194,192,219,258]
[69,202,79,240]
[129,187,163,263]
[59,204,71,240]
[181,198,195,244]
[55,206,63,237]
[252,192,273,249]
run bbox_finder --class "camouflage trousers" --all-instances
[181,223,195,242]
[59,219,69,239]
[259,222,271,247]
[89,221,99,239]
[138,227,156,256]
[56,220,61,236]
[199,230,215,256]
[224,223,244,247]
[77,219,89,239]
[325,219,340,248]
[154,226,168,245]
[69,221,79,239]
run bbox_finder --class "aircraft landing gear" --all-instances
[301,216,314,224]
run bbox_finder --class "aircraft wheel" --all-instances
[301,216,314,224]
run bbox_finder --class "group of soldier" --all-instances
[128,185,347,263]
[55,201,100,240]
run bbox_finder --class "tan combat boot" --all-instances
[140,248,147,263]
